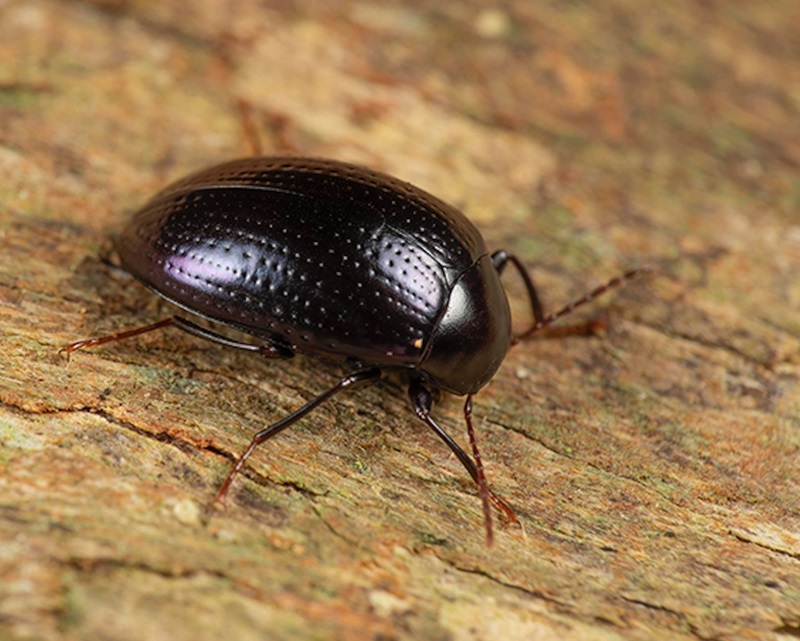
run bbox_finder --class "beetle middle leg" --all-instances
[62,316,295,361]
[214,367,382,505]
[409,379,517,546]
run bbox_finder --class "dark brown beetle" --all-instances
[66,157,648,544]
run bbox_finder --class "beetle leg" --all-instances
[168,317,296,359]
[491,249,545,325]
[62,316,295,361]
[214,367,381,505]
[511,266,654,344]
[409,380,479,482]
[492,251,653,345]
[408,379,518,545]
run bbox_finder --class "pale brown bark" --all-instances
[1,1,798,640]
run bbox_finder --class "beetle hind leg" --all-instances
[62,316,296,360]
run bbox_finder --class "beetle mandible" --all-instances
[65,157,649,545]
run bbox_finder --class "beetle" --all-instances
[65,157,648,545]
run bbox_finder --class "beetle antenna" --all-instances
[512,265,653,346]
[464,394,494,547]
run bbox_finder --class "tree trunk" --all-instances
[1,1,798,639]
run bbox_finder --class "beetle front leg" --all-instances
[491,249,545,326]
[492,250,652,344]
[408,379,517,546]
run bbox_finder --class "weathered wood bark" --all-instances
[1,1,798,640]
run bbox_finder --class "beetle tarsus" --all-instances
[464,394,494,546]
[61,318,178,361]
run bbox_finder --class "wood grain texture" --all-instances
[1,1,798,640]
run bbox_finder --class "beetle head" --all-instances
[419,255,511,395]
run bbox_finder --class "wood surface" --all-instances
[1,1,798,639]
